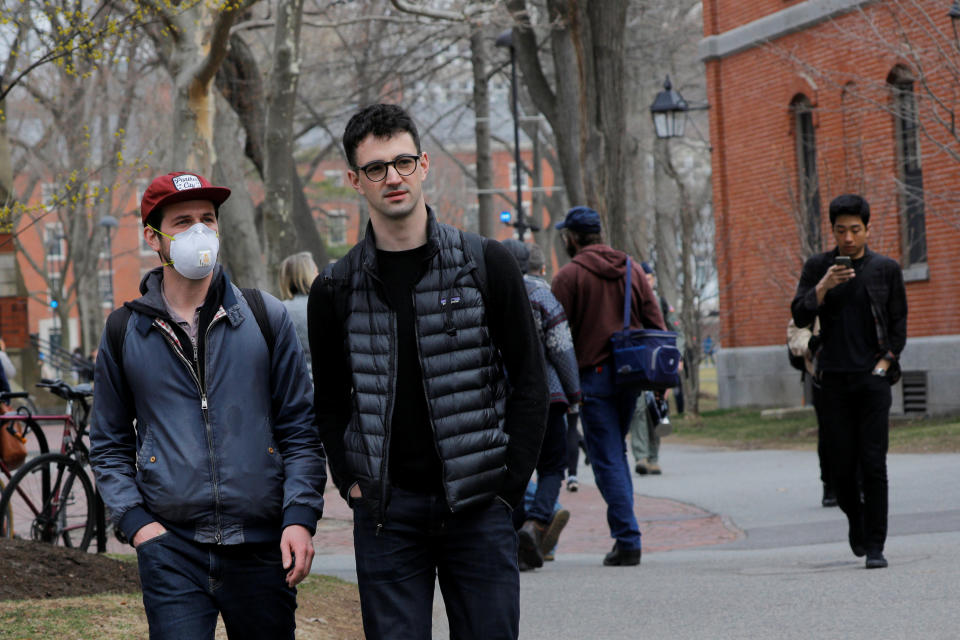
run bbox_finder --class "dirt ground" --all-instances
[0,537,140,600]
[0,537,363,639]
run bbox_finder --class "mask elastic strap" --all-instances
[147,225,175,267]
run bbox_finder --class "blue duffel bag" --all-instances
[610,258,682,391]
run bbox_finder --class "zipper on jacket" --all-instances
[363,261,397,533]
[411,290,453,512]
[376,311,398,532]
[200,313,228,543]
[154,312,227,543]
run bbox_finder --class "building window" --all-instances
[792,96,821,256]
[324,170,344,187]
[44,223,65,261]
[889,68,926,266]
[508,162,530,194]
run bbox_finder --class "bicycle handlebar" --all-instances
[0,391,30,400]
[36,378,94,401]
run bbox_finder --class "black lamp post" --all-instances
[99,215,118,308]
[649,75,690,139]
[495,28,529,239]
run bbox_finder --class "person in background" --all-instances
[791,193,907,570]
[278,251,320,377]
[551,206,665,567]
[787,318,837,508]
[0,336,15,385]
[631,261,683,475]
[503,239,580,571]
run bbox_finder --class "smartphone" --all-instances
[834,255,852,269]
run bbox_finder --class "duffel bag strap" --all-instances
[623,257,633,332]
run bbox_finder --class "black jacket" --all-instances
[791,247,907,382]
[309,210,548,522]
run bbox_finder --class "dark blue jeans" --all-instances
[353,487,519,639]
[527,403,569,523]
[136,531,296,640]
[579,362,642,551]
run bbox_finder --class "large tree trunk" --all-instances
[471,28,495,238]
[262,0,307,287]
[214,93,267,290]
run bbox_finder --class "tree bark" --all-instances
[470,28,495,238]
[262,0,307,286]
[214,93,267,290]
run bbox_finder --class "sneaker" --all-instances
[865,552,888,569]
[635,460,649,475]
[602,542,641,567]
[539,509,570,558]
[543,550,555,562]
[518,520,545,569]
[647,461,662,475]
[566,477,579,492]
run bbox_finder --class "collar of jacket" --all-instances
[359,205,442,276]
[126,265,243,338]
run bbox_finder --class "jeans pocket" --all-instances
[246,543,282,567]
[135,530,171,553]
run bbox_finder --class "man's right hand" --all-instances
[132,521,167,548]
[816,264,855,304]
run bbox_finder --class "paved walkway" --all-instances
[311,442,960,639]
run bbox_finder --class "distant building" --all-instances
[701,0,960,414]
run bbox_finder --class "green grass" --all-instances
[676,397,960,453]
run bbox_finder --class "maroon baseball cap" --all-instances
[140,171,231,225]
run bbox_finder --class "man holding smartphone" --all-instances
[791,194,907,569]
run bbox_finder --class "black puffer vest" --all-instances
[327,212,508,515]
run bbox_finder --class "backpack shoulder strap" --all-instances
[460,230,489,304]
[241,288,275,359]
[105,306,133,368]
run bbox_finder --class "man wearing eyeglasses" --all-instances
[308,104,548,639]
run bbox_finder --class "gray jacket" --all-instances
[91,267,325,545]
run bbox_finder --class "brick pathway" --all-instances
[313,483,742,555]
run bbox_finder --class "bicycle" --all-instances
[0,379,98,550]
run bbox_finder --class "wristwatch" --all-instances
[872,367,887,377]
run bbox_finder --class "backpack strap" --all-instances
[105,306,133,369]
[623,257,633,331]
[240,288,275,359]
[460,230,489,306]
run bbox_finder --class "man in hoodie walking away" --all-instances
[91,171,326,639]
[551,206,665,567]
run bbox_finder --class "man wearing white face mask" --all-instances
[90,171,326,640]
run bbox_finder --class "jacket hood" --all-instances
[126,264,226,319]
[571,244,628,281]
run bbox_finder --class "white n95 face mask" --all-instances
[151,223,220,280]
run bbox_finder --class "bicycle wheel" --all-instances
[0,453,95,551]
[0,478,10,538]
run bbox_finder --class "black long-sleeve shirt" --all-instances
[308,235,548,508]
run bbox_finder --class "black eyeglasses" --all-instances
[354,154,421,182]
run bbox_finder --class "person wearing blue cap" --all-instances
[551,206,666,567]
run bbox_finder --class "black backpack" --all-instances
[104,287,275,370]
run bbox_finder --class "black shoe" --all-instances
[822,485,838,508]
[848,521,866,558]
[865,552,888,569]
[635,461,649,476]
[603,542,641,567]
[518,520,545,569]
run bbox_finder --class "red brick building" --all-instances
[702,0,960,413]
